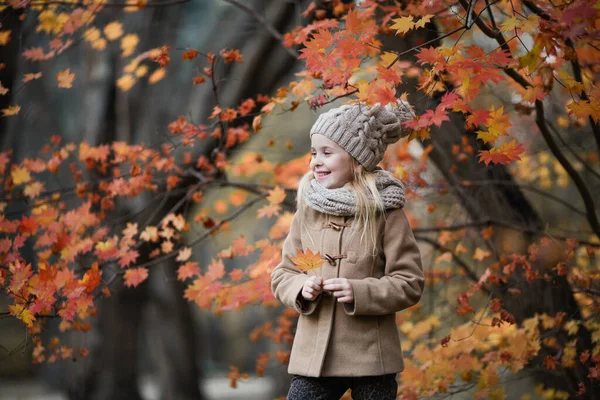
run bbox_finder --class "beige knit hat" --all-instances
[310,100,415,171]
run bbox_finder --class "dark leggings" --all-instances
[287,374,398,400]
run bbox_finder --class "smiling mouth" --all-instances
[315,171,330,179]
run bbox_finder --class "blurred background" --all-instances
[0,0,598,399]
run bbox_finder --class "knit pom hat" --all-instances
[310,100,415,171]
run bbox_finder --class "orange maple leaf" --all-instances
[289,248,323,272]
[177,261,200,281]
[266,186,286,205]
[473,248,491,261]
[56,68,75,89]
[124,267,148,287]
[229,268,244,282]
[2,104,20,117]
[257,204,281,219]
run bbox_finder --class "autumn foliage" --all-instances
[1,0,600,398]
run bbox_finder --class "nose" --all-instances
[310,154,322,170]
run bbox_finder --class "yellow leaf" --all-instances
[500,16,519,32]
[2,104,20,117]
[23,72,42,83]
[135,65,148,78]
[9,304,35,327]
[390,16,415,36]
[104,21,124,41]
[435,252,452,264]
[92,38,107,51]
[140,226,159,242]
[24,181,44,198]
[266,186,286,205]
[0,81,8,95]
[56,68,75,89]
[473,248,491,261]
[0,30,11,45]
[289,248,323,272]
[121,33,139,57]
[11,166,30,185]
[83,27,101,42]
[117,74,136,92]
[148,68,166,84]
[414,14,433,29]
[521,15,539,33]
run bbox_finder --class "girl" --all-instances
[271,100,425,400]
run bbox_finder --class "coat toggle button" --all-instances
[324,254,336,265]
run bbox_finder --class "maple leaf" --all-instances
[289,248,323,272]
[229,268,244,282]
[24,181,44,199]
[183,49,199,60]
[0,82,8,95]
[140,226,159,242]
[257,204,281,218]
[390,16,414,36]
[177,261,200,281]
[9,304,36,327]
[11,166,30,184]
[176,247,192,262]
[220,49,243,64]
[0,30,11,45]
[124,267,148,288]
[478,139,525,165]
[118,249,139,268]
[2,104,20,117]
[266,186,286,205]
[473,248,491,261]
[56,68,75,89]
[23,72,42,82]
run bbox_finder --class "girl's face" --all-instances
[310,134,355,189]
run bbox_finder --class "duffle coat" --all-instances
[271,205,424,377]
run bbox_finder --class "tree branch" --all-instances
[221,0,298,59]
[458,0,600,240]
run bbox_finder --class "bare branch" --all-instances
[221,0,298,59]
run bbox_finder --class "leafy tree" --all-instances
[1,0,599,399]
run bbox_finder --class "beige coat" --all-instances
[271,206,424,377]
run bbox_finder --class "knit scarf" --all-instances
[302,168,406,216]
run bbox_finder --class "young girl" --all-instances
[271,101,425,400]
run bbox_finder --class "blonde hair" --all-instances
[296,158,386,256]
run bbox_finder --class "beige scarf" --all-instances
[302,169,406,216]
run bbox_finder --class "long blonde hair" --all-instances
[296,158,386,256]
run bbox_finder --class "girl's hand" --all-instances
[323,278,354,303]
[302,275,323,301]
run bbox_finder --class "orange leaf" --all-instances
[177,261,200,281]
[124,267,148,287]
[56,68,75,89]
[266,186,286,205]
[473,248,491,261]
[2,104,20,117]
[289,248,323,272]
[229,268,244,282]
[257,204,281,218]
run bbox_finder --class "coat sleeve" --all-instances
[344,208,424,316]
[271,210,321,315]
